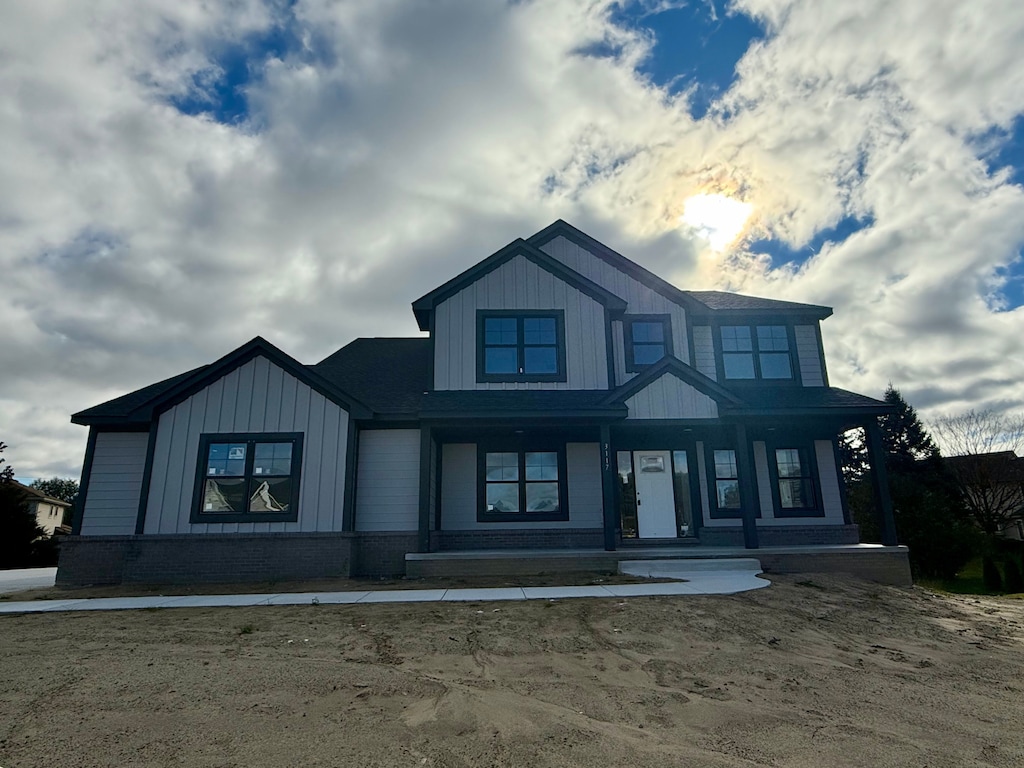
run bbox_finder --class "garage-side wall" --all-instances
[80,431,149,536]
[144,355,350,534]
[354,429,420,532]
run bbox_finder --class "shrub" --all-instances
[982,556,1003,592]
[1003,558,1024,593]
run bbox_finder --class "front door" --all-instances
[633,450,677,538]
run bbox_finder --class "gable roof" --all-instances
[528,220,832,320]
[684,290,832,318]
[411,237,628,331]
[314,338,431,417]
[73,337,372,427]
[8,480,72,508]
[603,356,744,407]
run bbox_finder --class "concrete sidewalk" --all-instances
[0,560,769,614]
[0,557,770,618]
[0,567,57,595]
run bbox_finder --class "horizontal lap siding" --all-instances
[795,325,824,386]
[540,236,690,386]
[434,254,608,390]
[144,355,349,535]
[440,443,602,530]
[80,431,149,535]
[354,430,420,532]
[624,375,718,419]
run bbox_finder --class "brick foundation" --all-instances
[699,525,860,547]
[430,528,605,551]
[354,533,420,578]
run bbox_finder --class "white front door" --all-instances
[634,450,677,538]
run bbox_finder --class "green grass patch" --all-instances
[919,557,1024,597]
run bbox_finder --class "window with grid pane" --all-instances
[720,324,793,380]
[192,433,302,523]
[481,447,565,521]
[624,315,672,371]
[775,448,815,510]
[478,312,565,382]
[713,449,741,510]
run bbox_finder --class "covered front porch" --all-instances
[412,411,899,555]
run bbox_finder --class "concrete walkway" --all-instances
[0,567,57,595]
[0,560,769,615]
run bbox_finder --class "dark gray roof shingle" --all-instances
[684,290,832,315]
[313,338,431,415]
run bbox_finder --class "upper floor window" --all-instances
[477,311,566,382]
[624,315,672,371]
[721,325,793,380]
[191,432,303,524]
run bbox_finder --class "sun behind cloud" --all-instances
[680,193,754,252]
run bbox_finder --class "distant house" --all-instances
[10,481,71,536]
[943,451,1024,539]
[59,220,908,586]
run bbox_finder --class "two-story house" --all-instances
[58,221,909,586]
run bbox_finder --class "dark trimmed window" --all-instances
[713,449,741,512]
[773,447,818,515]
[721,325,793,380]
[478,446,567,522]
[624,315,672,371]
[191,433,303,524]
[477,311,566,382]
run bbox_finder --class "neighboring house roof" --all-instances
[314,338,432,417]
[944,451,1024,482]
[684,290,833,318]
[527,220,832,320]
[8,480,72,509]
[411,237,629,331]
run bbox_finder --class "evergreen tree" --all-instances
[0,442,49,569]
[841,387,976,579]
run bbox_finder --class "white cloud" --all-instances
[1,0,1023,478]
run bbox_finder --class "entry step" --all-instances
[619,558,762,577]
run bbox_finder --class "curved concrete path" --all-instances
[0,560,769,615]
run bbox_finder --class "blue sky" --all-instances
[3,0,1024,478]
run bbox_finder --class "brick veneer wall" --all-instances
[430,528,605,551]
[354,533,420,578]
[57,533,356,586]
[699,525,860,547]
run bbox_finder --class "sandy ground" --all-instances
[2,575,1023,767]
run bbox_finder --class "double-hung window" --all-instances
[773,447,819,516]
[477,311,566,382]
[479,447,567,522]
[191,433,303,524]
[712,449,741,515]
[720,325,793,380]
[624,315,672,371]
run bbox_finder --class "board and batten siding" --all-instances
[624,374,718,419]
[434,254,608,390]
[79,431,150,535]
[794,325,825,386]
[354,429,420,532]
[440,443,603,530]
[144,355,350,535]
[540,235,690,385]
[692,326,716,380]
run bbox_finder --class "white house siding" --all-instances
[433,254,608,390]
[540,235,691,385]
[795,325,825,386]
[80,431,149,536]
[692,326,716,380]
[354,429,420,532]
[694,441,713,523]
[815,440,845,522]
[624,374,719,419]
[440,442,603,530]
[144,355,350,535]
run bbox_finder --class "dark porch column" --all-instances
[417,426,434,553]
[734,423,760,549]
[600,424,617,551]
[865,419,898,546]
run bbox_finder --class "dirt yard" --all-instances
[2,575,1023,767]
